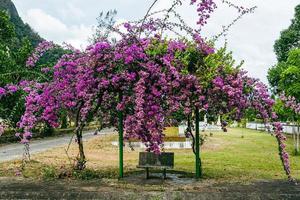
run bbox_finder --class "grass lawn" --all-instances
[0,128,299,182]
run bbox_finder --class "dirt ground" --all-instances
[0,176,299,200]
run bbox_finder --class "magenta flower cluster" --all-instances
[273,121,292,181]
[26,40,55,68]
[193,33,215,55]
[280,93,300,114]
[191,0,217,27]
[0,84,19,97]
[12,33,207,152]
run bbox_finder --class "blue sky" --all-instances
[12,0,300,84]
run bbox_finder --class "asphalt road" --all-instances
[0,128,115,162]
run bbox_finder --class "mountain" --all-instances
[0,0,42,46]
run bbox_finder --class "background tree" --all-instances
[0,11,67,132]
[268,48,300,99]
[268,4,300,121]
[0,0,68,131]
[0,0,42,47]
[274,4,300,62]
[0,11,32,127]
[273,99,298,122]
[278,49,300,99]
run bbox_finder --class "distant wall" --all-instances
[179,122,222,135]
[246,122,300,134]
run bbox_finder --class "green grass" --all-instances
[174,128,300,181]
[0,128,299,182]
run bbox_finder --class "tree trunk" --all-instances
[293,131,296,153]
[61,114,68,129]
[298,124,300,155]
[74,102,86,170]
[195,108,202,178]
[186,115,196,154]
[75,125,86,170]
[297,132,299,155]
[293,121,299,155]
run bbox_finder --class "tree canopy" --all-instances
[268,4,300,117]
[0,11,66,128]
[274,4,300,62]
[268,49,300,99]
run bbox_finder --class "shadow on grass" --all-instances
[41,163,199,186]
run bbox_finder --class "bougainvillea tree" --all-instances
[16,35,204,169]
[0,0,294,182]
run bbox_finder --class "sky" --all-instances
[12,0,300,84]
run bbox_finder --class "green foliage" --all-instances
[72,169,104,180]
[38,47,71,69]
[0,10,14,43]
[279,65,300,99]
[41,124,55,137]
[0,127,75,144]
[0,7,67,130]
[267,62,286,94]
[42,166,57,180]
[287,48,300,65]
[205,44,242,71]
[146,38,168,57]
[273,99,298,122]
[15,38,32,65]
[240,109,255,122]
[274,5,300,62]
[170,108,186,124]
[202,44,242,87]
[270,4,300,100]
[0,10,15,70]
[0,11,34,127]
[268,48,300,99]
[181,42,205,75]
[0,0,42,47]
[0,92,25,127]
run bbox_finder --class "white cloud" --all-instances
[58,3,86,20]
[23,8,93,49]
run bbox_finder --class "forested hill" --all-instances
[0,0,42,46]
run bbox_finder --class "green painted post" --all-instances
[118,93,124,179]
[195,108,202,178]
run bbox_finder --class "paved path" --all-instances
[0,128,115,162]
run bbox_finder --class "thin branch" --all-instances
[139,0,159,37]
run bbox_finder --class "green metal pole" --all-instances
[195,108,202,178]
[118,93,124,179]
